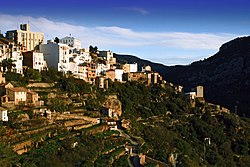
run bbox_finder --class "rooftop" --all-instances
[7,87,28,92]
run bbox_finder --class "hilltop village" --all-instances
[0,24,249,167]
[0,24,163,85]
[0,24,209,123]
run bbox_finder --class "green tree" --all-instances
[89,45,98,53]
[50,98,68,112]
[24,68,42,82]
[1,58,16,73]
[54,37,60,43]
[0,142,19,166]
[5,71,23,83]
[41,67,62,82]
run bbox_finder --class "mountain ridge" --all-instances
[115,36,250,117]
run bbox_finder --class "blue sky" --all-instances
[1,0,250,65]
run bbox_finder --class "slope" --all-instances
[115,36,250,117]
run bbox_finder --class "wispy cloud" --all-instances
[95,26,237,49]
[116,7,149,15]
[0,14,240,65]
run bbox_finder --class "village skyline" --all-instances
[1,0,250,65]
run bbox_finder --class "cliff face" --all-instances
[115,36,250,117]
[165,36,250,117]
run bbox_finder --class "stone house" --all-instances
[26,90,39,104]
[5,87,27,105]
[2,85,39,106]
[123,72,162,85]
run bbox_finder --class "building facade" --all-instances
[3,86,39,105]
[10,44,23,74]
[6,24,44,51]
[99,51,116,70]
[59,36,81,50]
[122,63,138,73]
[196,86,204,98]
[0,35,10,61]
[40,40,73,73]
[0,35,23,74]
[6,87,27,105]
[115,69,124,82]
[26,90,39,104]
[23,51,47,71]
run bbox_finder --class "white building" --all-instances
[23,51,47,71]
[79,48,92,62]
[60,36,81,50]
[2,44,23,74]
[0,109,8,122]
[73,49,92,65]
[0,35,23,74]
[40,40,73,73]
[115,69,124,82]
[70,49,93,80]
[129,63,137,72]
[123,63,138,73]
[96,63,107,76]
[11,46,23,74]
[73,65,88,80]
[99,50,116,70]
[0,36,10,61]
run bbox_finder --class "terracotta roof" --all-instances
[7,87,28,92]
[27,90,38,95]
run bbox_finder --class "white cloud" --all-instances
[116,7,149,15]
[0,14,237,50]
[0,14,241,65]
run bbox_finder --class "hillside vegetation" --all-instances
[0,71,249,166]
[115,36,250,117]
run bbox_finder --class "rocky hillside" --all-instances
[115,36,250,117]
[165,36,250,117]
